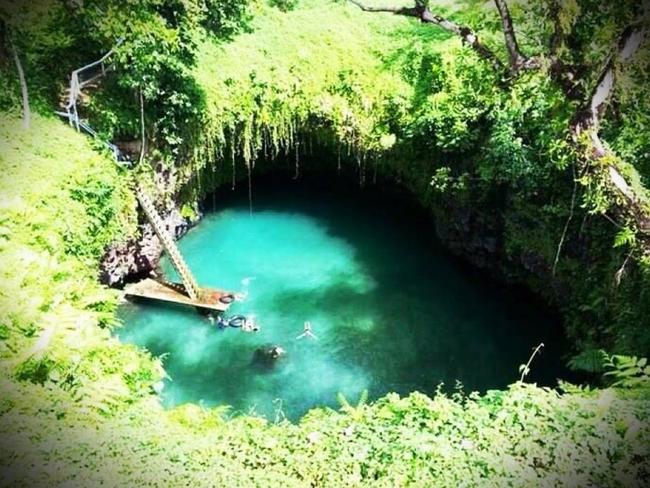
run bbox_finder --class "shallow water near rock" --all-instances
[117,176,568,420]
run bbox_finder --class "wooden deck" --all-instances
[124,278,234,312]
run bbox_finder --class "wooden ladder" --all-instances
[136,188,201,301]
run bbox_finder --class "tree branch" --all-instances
[493,0,526,72]
[347,0,416,14]
[571,15,650,234]
[348,0,505,73]
[574,2,649,134]
[572,23,647,150]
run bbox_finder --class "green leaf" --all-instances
[613,227,636,248]
[568,350,608,373]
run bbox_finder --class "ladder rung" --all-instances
[137,189,200,300]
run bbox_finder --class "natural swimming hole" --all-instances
[117,177,569,421]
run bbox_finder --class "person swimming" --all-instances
[207,313,259,332]
[207,313,225,328]
[296,321,318,340]
[207,313,234,329]
[241,314,260,332]
[251,345,286,370]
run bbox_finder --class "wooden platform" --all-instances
[124,278,234,312]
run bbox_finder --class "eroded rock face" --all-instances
[434,203,503,272]
[99,205,201,287]
[431,198,562,303]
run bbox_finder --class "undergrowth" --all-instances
[0,112,649,486]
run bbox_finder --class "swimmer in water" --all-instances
[207,313,227,329]
[218,315,229,329]
[296,321,318,340]
[251,345,286,369]
[242,314,260,332]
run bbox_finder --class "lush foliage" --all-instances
[3,378,650,486]
[175,0,650,354]
[0,138,647,481]
[0,113,157,412]
[0,0,251,152]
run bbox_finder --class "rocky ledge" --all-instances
[99,203,201,287]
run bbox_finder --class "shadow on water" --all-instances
[117,172,572,420]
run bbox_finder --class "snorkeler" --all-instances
[208,313,228,329]
[217,315,229,329]
[252,345,286,369]
[241,315,260,333]
[296,321,318,340]
[208,312,258,331]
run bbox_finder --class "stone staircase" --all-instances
[136,188,201,301]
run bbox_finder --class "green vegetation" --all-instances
[1,0,250,150]
[182,0,650,356]
[0,113,155,411]
[1,0,650,485]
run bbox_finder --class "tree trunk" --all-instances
[570,22,650,234]
[493,0,526,72]
[11,40,30,130]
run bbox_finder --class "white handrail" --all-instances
[56,39,129,166]
[62,38,123,129]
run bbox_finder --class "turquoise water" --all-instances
[118,178,567,420]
